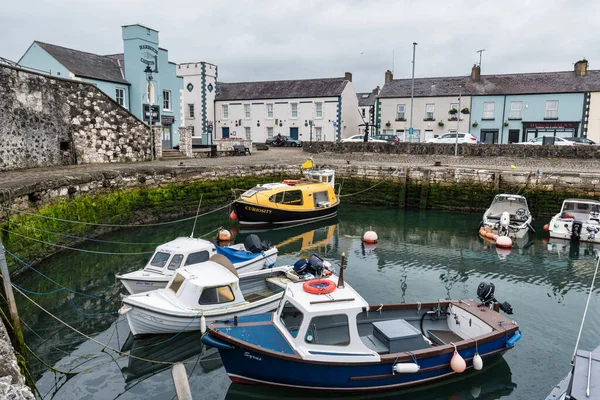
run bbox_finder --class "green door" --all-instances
[290,127,299,140]
[222,127,230,138]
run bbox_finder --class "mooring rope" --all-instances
[571,255,600,364]
[338,167,400,198]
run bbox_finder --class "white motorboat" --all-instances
[547,199,600,243]
[119,254,293,336]
[116,234,278,295]
[481,194,534,240]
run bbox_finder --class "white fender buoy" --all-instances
[218,229,231,242]
[496,236,512,248]
[473,352,483,370]
[450,351,466,373]
[363,228,378,244]
[200,315,207,334]
[394,363,420,373]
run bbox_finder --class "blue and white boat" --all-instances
[116,234,277,294]
[203,268,521,393]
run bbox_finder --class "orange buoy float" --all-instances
[218,229,231,242]
[485,232,495,240]
[230,211,238,220]
[543,224,549,232]
[363,228,378,244]
[282,179,298,185]
[496,236,512,248]
[303,279,336,295]
[450,344,466,373]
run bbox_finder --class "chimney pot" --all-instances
[344,72,352,82]
[575,59,589,76]
[471,64,481,82]
[372,85,380,95]
[384,70,393,84]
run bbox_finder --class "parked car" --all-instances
[426,132,478,144]
[564,137,597,145]
[373,134,400,142]
[340,135,387,143]
[515,136,577,146]
[265,135,302,147]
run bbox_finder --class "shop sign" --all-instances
[522,121,579,129]
[161,115,175,125]
[143,104,160,123]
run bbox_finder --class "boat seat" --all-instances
[427,329,463,346]
[360,334,388,354]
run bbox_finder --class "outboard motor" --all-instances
[244,234,270,253]
[293,258,309,275]
[306,254,325,276]
[571,220,583,242]
[476,281,513,315]
[498,212,510,236]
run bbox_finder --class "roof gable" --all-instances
[35,41,128,85]
[356,92,377,106]
[216,77,347,101]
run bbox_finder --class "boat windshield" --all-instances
[562,201,600,213]
[279,301,304,338]
[304,314,350,346]
[150,252,171,268]
[241,186,269,198]
[488,196,528,215]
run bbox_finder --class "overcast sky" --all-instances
[3,0,599,92]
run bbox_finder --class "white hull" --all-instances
[125,296,281,336]
[549,215,600,244]
[117,249,278,295]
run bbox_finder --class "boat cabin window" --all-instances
[563,202,600,213]
[185,251,210,266]
[199,286,235,305]
[167,254,184,271]
[269,190,304,206]
[168,273,186,294]
[279,301,304,338]
[305,314,350,346]
[150,252,171,268]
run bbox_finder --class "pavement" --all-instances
[0,147,596,188]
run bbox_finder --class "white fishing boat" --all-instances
[119,254,293,336]
[116,234,278,295]
[547,199,600,243]
[480,194,534,247]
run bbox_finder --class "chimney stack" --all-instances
[575,59,589,76]
[344,72,352,82]
[372,85,380,95]
[471,64,481,82]
[385,70,393,84]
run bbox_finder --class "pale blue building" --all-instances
[18,24,183,148]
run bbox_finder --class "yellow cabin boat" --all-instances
[232,169,339,228]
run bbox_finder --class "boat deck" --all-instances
[427,329,463,345]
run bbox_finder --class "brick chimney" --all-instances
[471,64,481,82]
[575,59,589,76]
[372,85,380,95]
[385,70,393,84]
[344,72,352,82]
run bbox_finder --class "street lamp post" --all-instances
[144,65,155,161]
[309,120,313,143]
[454,86,462,156]
[409,42,417,142]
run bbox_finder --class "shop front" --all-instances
[521,121,580,141]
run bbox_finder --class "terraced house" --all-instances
[214,73,360,143]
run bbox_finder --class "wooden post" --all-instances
[398,168,407,209]
[338,252,346,289]
[171,362,192,400]
[0,238,26,359]
[419,169,431,210]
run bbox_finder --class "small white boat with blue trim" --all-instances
[203,255,522,393]
[116,234,277,295]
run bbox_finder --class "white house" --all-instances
[177,61,217,145]
[214,73,360,143]
[378,70,471,142]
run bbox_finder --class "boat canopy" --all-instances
[144,237,217,274]
[561,199,600,213]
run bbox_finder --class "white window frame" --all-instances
[244,126,251,140]
[397,104,406,120]
[222,104,229,120]
[545,100,559,119]
[267,127,274,138]
[510,101,523,120]
[244,103,251,119]
[482,102,495,120]
[291,103,298,119]
[315,102,323,119]
[425,104,435,120]
[115,88,125,107]
[162,90,171,111]
[315,127,322,141]
[266,103,274,119]
[187,103,195,119]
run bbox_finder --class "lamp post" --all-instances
[454,86,462,156]
[309,120,313,143]
[409,42,417,142]
[145,65,155,161]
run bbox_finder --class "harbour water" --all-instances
[10,205,600,400]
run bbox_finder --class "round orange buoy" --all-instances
[496,236,512,248]
[218,229,231,241]
[543,224,549,232]
[492,234,499,241]
[450,351,466,373]
[230,211,238,220]
[485,232,495,239]
[363,230,378,243]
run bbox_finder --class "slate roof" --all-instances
[215,77,348,101]
[36,42,129,84]
[379,70,600,98]
[356,92,377,107]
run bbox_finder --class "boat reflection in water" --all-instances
[224,355,515,400]
[545,237,600,260]
[120,332,221,388]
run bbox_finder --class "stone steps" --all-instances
[160,149,189,161]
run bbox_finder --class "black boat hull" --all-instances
[233,201,338,228]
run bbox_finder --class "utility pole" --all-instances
[454,86,462,156]
[477,49,486,70]
[409,42,418,142]
[0,238,26,360]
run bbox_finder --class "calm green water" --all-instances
[9,205,600,400]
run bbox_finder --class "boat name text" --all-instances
[244,352,262,361]
[245,206,272,214]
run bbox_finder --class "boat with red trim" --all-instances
[203,257,521,393]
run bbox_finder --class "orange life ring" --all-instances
[303,279,336,295]
[282,180,298,185]
[323,269,332,277]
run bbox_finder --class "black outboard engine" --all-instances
[306,254,325,276]
[571,220,583,242]
[476,281,513,315]
[293,258,309,275]
[244,234,270,253]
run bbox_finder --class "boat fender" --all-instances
[363,230,378,244]
[200,315,207,335]
[303,279,336,295]
[473,352,483,370]
[543,224,549,231]
[506,330,522,347]
[496,236,512,248]
[230,211,238,220]
[393,363,420,374]
[450,348,466,373]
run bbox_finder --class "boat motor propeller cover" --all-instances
[571,220,583,242]
[245,234,271,253]
[294,259,309,274]
[477,281,514,314]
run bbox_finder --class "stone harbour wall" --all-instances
[0,319,34,399]
[0,64,151,172]
[303,141,600,158]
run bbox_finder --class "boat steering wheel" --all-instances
[515,208,526,217]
